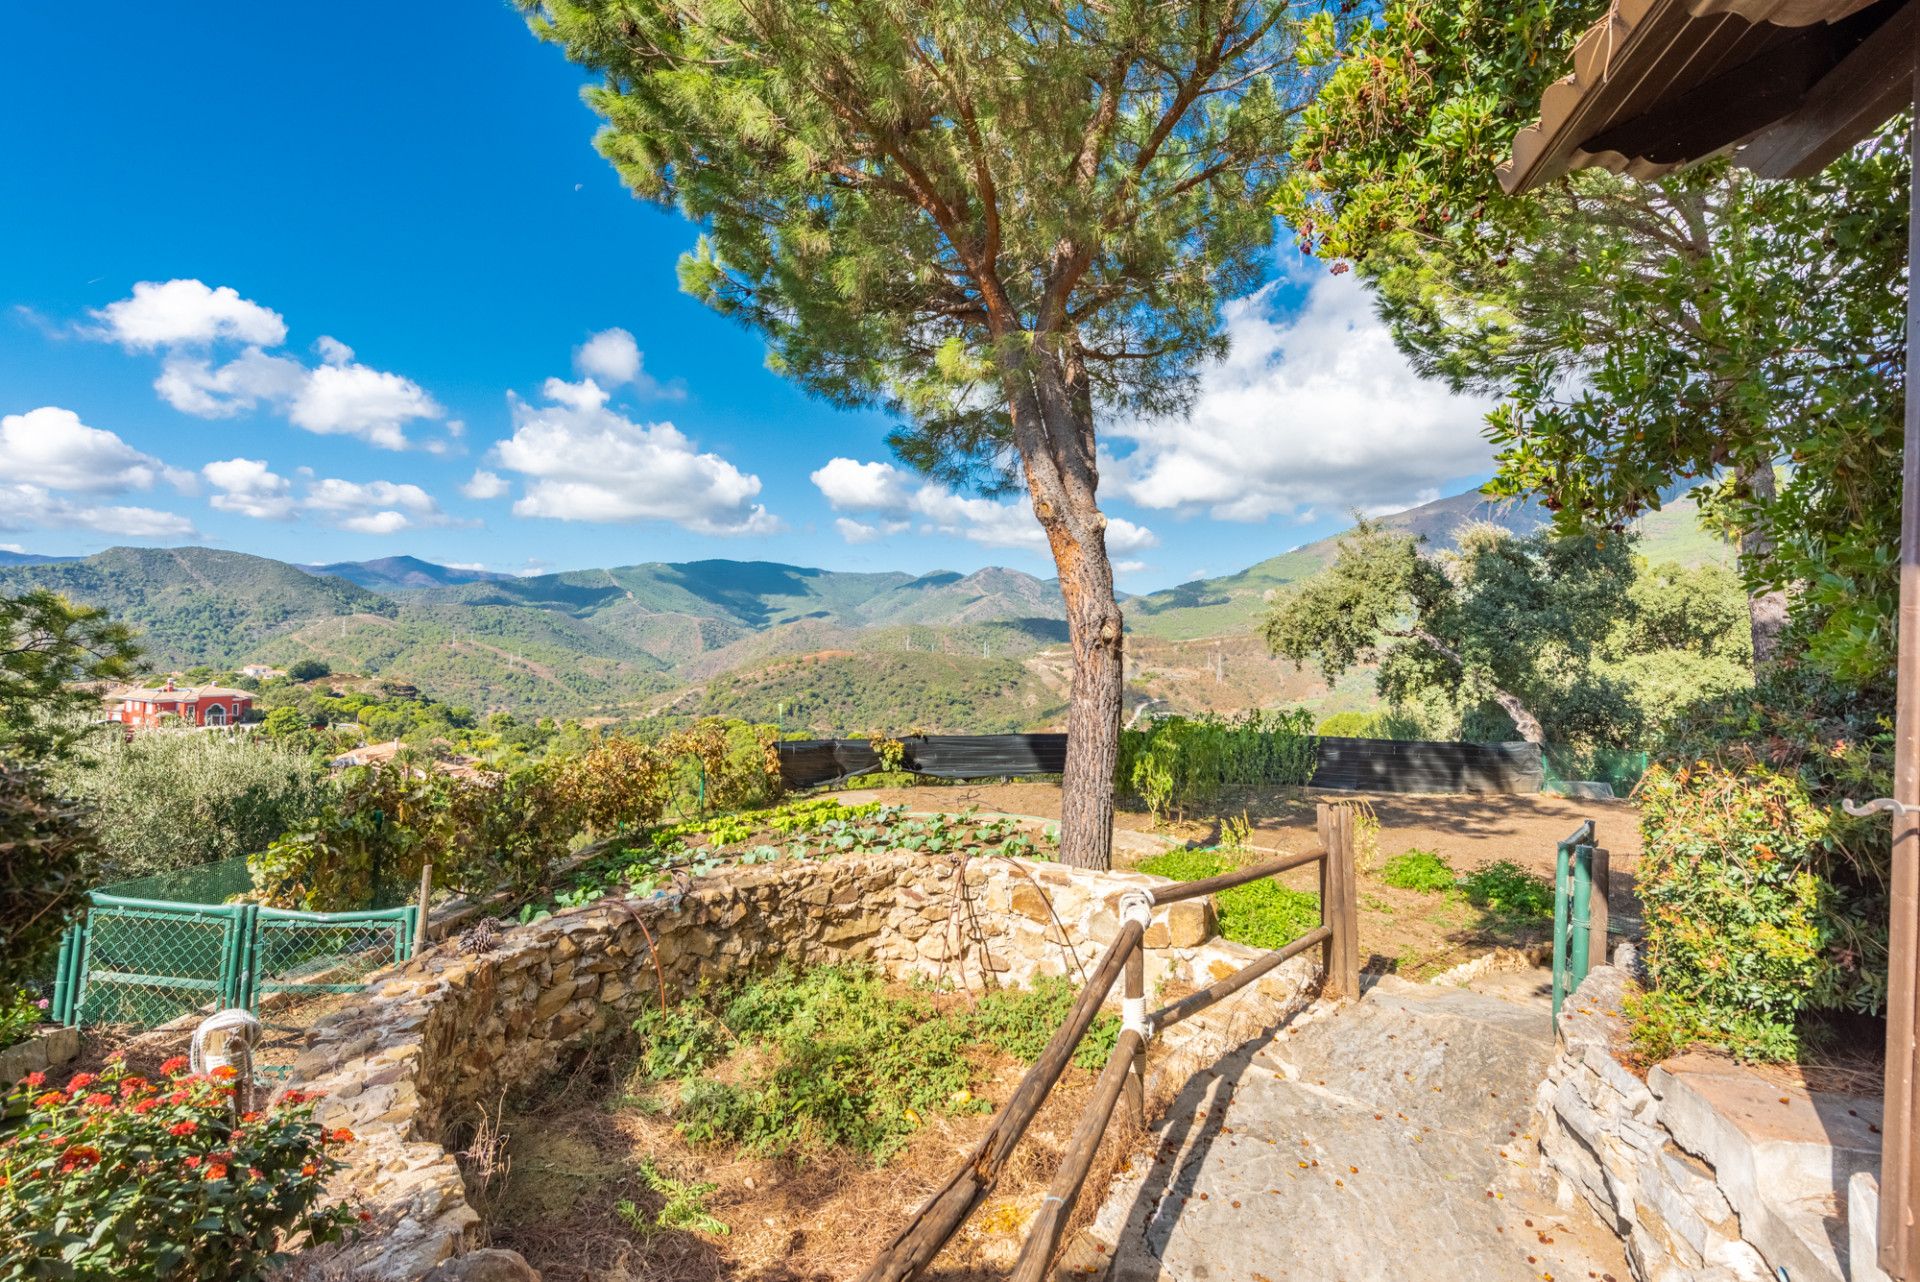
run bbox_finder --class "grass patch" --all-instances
[1459,861,1554,921]
[629,964,1116,1163]
[1380,848,1455,893]
[1136,848,1320,949]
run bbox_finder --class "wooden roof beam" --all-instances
[1737,0,1917,177]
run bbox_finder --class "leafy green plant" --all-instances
[632,1002,730,1082]
[616,1160,729,1237]
[0,988,49,1048]
[1381,849,1455,893]
[0,1058,361,1280]
[969,976,1120,1070]
[1633,761,1848,1060]
[1136,848,1320,949]
[1459,861,1555,921]
[0,762,98,989]
[1117,710,1318,821]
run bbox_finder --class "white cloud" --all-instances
[91,279,286,350]
[90,280,444,449]
[304,477,448,533]
[0,407,195,494]
[573,326,677,397]
[1114,560,1149,576]
[1106,271,1496,521]
[811,457,1157,556]
[0,484,198,540]
[576,328,639,384]
[494,376,779,536]
[203,458,297,520]
[203,461,457,533]
[285,362,443,450]
[461,469,509,500]
[0,543,23,554]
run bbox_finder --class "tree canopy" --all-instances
[1264,522,1749,747]
[1276,0,1909,684]
[520,0,1327,867]
[1,589,140,767]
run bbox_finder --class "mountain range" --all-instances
[0,486,1730,730]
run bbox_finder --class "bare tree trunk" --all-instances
[1003,340,1122,870]
[1736,459,1788,666]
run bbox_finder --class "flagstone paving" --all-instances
[1092,973,1632,1282]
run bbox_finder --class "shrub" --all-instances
[1459,861,1554,921]
[969,975,1120,1070]
[0,988,49,1048]
[57,732,323,881]
[286,659,331,682]
[1381,849,1455,893]
[553,734,675,836]
[663,719,784,814]
[1136,848,1320,949]
[1313,709,1428,740]
[0,762,98,989]
[0,1058,360,1280]
[1117,710,1317,820]
[1635,761,1850,1059]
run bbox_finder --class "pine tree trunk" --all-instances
[1003,340,1122,871]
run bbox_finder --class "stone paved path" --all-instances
[1092,973,1632,1282]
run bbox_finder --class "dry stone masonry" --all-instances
[1538,965,1886,1282]
[287,847,1324,1280]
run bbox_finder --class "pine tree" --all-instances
[519,0,1318,867]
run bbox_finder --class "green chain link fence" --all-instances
[49,895,417,1031]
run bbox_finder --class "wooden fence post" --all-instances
[1317,802,1360,1000]
[1587,846,1611,972]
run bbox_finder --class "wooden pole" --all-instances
[1123,943,1146,1128]
[855,919,1145,1282]
[1007,1028,1145,1282]
[1879,53,1920,1278]
[1587,846,1612,973]
[1317,803,1360,1000]
[414,860,432,956]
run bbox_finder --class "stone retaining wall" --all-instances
[290,850,1324,1280]
[1537,966,1883,1282]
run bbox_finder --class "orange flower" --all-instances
[211,1065,239,1082]
[204,1164,229,1181]
[300,1161,319,1177]
[159,1056,189,1076]
[32,1091,65,1109]
[329,1128,355,1144]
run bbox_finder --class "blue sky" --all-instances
[0,3,1496,590]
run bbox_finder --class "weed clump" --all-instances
[1136,848,1320,949]
[629,964,1115,1163]
[1380,848,1455,893]
[1459,861,1554,921]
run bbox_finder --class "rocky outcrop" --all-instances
[288,850,1324,1280]
[1537,966,1884,1282]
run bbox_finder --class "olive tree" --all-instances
[518,0,1320,868]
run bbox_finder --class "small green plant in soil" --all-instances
[1380,849,1456,893]
[615,1160,730,1237]
[629,964,1115,1163]
[1136,848,1320,949]
[1459,861,1554,921]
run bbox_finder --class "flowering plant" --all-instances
[0,1057,361,1280]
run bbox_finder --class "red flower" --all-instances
[22,1071,45,1088]
[248,1167,264,1181]
[83,1092,113,1108]
[166,1091,189,1106]
[240,1111,262,1123]
[167,1121,197,1137]
[357,1210,374,1223]
[183,1155,202,1169]
[279,1089,307,1105]
[57,1145,100,1172]
[65,1073,96,1092]
[159,1056,189,1076]
[130,1098,159,1114]
[119,1076,149,1096]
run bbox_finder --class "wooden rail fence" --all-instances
[856,801,1362,1282]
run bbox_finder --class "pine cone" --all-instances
[459,918,500,956]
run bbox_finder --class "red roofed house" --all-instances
[111,679,254,730]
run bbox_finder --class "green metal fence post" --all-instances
[50,923,79,1025]
[1569,845,1595,1002]
[1552,840,1571,1023]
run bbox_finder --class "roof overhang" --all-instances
[1500,0,1912,192]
